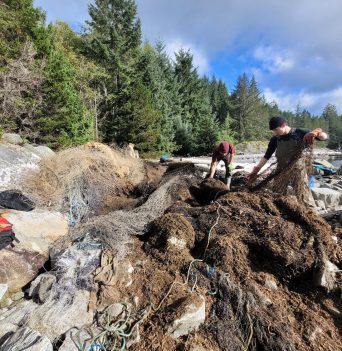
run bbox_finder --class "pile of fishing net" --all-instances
[23,142,145,223]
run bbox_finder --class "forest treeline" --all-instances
[1,0,341,155]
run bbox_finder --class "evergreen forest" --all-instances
[1,0,341,156]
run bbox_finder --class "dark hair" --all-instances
[269,116,286,130]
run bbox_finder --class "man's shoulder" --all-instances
[293,127,310,133]
[292,128,310,138]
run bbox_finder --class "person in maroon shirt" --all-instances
[208,141,235,188]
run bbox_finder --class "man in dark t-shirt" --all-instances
[208,141,235,188]
[248,116,328,204]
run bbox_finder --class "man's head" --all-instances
[218,141,229,155]
[269,116,289,136]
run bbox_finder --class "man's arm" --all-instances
[209,160,218,178]
[248,137,276,182]
[303,128,328,144]
[248,157,268,182]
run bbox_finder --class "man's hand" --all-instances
[303,128,322,145]
[248,166,261,183]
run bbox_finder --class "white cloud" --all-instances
[264,87,342,114]
[34,0,342,114]
[165,39,210,75]
[253,46,295,73]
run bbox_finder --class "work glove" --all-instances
[228,163,234,172]
[303,128,322,145]
[248,166,261,183]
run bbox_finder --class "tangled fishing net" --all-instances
[250,144,315,205]
[23,142,145,223]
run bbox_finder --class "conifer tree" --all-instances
[246,75,267,140]
[86,0,142,143]
[0,0,51,61]
[126,81,161,155]
[216,79,231,125]
[136,42,179,154]
[231,74,266,141]
[38,51,92,147]
[230,73,250,141]
[174,49,215,154]
[322,104,342,148]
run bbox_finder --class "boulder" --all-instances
[0,327,53,351]
[26,290,93,341]
[0,144,40,190]
[23,144,55,158]
[0,321,17,345]
[311,187,342,208]
[0,300,37,325]
[11,291,24,301]
[264,277,278,290]
[0,210,68,293]
[314,260,340,291]
[166,294,206,338]
[0,284,8,301]
[59,328,94,351]
[1,133,23,145]
[27,273,56,303]
[0,248,46,293]
[2,209,68,255]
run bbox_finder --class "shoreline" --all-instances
[172,149,342,173]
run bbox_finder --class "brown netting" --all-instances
[250,145,315,205]
[22,142,145,222]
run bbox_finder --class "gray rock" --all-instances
[0,247,46,294]
[25,290,94,340]
[0,143,40,190]
[315,200,326,210]
[2,209,68,255]
[264,278,278,290]
[166,294,206,338]
[311,187,342,208]
[314,260,339,291]
[0,284,8,301]
[1,133,23,145]
[59,328,94,351]
[0,300,37,325]
[0,210,68,293]
[23,144,55,158]
[98,303,124,320]
[11,291,24,301]
[28,273,56,303]
[0,321,17,345]
[0,327,53,351]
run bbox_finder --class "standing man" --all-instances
[248,116,328,204]
[208,140,235,189]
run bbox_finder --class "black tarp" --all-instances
[0,190,35,211]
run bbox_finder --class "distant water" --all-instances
[328,156,342,168]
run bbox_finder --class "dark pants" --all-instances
[216,156,232,188]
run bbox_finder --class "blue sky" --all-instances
[33,0,342,115]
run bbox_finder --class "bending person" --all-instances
[208,140,235,189]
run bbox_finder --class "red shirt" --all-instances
[212,141,235,162]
